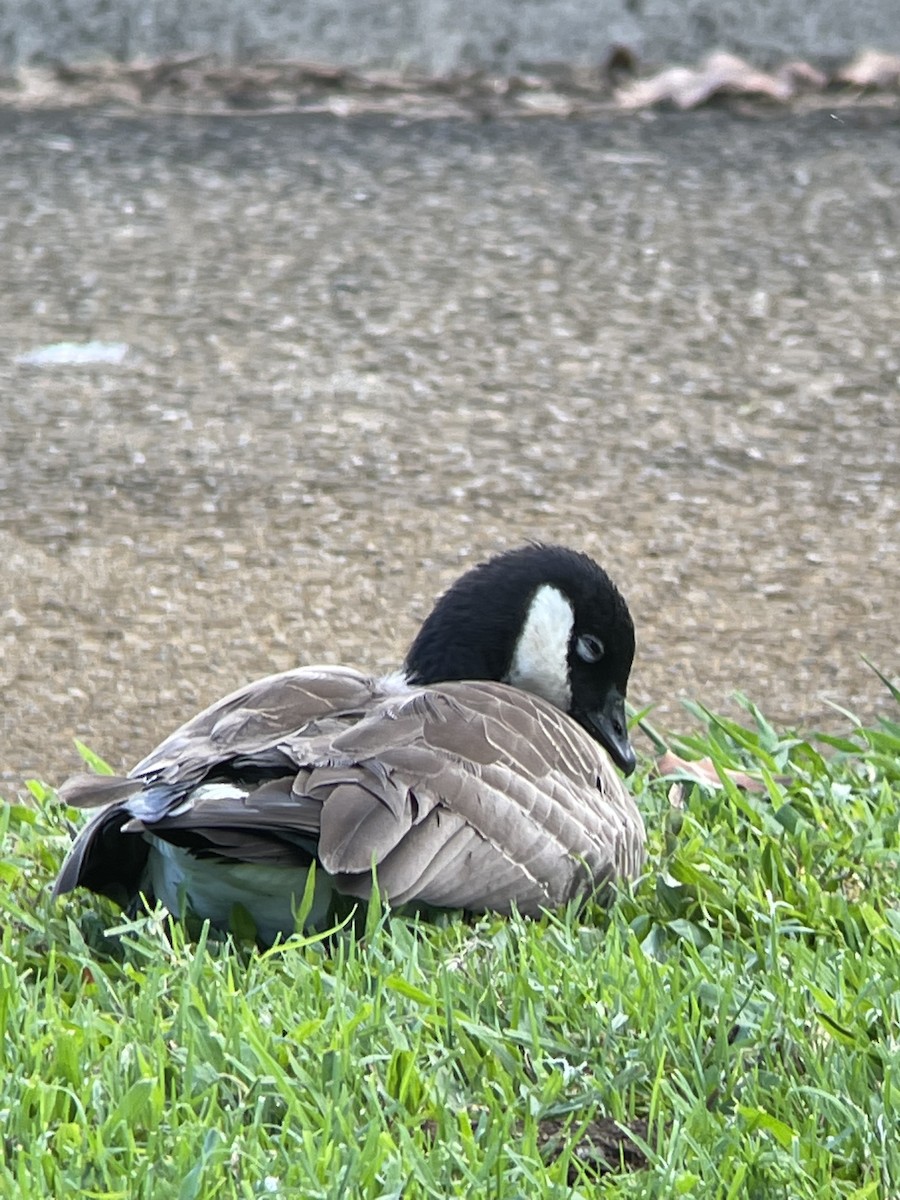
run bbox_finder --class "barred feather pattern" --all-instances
[54,666,645,936]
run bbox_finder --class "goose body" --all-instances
[53,545,645,942]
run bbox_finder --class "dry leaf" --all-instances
[618,51,813,110]
[838,50,900,88]
[617,66,701,110]
[655,750,771,793]
[422,1113,649,1179]
[779,60,829,90]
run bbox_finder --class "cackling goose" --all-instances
[53,544,645,942]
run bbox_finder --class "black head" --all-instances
[404,544,636,774]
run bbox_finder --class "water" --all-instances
[1,107,897,789]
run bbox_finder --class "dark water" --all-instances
[1,106,897,790]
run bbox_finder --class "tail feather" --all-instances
[58,773,144,809]
[52,799,150,907]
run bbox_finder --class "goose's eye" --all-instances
[576,634,605,664]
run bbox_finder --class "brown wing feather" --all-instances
[132,665,377,781]
[55,672,645,918]
[52,666,382,899]
[58,774,145,809]
[136,681,644,908]
[302,681,644,911]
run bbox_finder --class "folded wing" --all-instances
[54,673,645,922]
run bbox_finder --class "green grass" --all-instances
[2,691,899,1199]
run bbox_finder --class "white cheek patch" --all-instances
[504,584,574,711]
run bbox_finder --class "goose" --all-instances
[52,544,645,943]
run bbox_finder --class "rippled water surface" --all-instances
[1,107,897,789]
